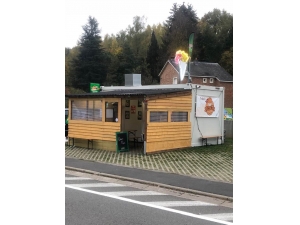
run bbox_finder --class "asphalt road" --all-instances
[66,188,231,225]
[65,173,233,225]
[65,158,233,198]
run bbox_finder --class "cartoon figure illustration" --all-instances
[204,97,215,115]
[91,86,99,92]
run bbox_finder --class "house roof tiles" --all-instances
[160,59,233,82]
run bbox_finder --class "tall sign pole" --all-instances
[188,33,194,83]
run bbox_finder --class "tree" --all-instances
[102,16,156,86]
[102,34,123,86]
[126,16,149,59]
[71,16,108,92]
[104,42,137,86]
[146,30,160,83]
[219,47,233,75]
[119,42,137,76]
[65,47,71,86]
[151,23,165,48]
[161,3,199,64]
[195,9,233,63]
[65,46,80,87]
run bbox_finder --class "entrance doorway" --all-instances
[121,98,145,152]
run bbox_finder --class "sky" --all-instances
[65,0,233,48]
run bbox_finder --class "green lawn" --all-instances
[179,138,233,155]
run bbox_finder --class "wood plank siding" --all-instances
[146,92,192,153]
[68,98,121,151]
[68,121,120,141]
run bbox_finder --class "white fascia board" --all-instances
[101,83,192,91]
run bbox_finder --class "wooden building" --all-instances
[66,75,225,154]
[66,88,193,154]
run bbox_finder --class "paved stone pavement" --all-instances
[65,144,233,184]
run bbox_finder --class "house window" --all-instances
[71,100,102,121]
[203,78,207,83]
[171,112,188,122]
[210,78,214,83]
[173,77,178,84]
[150,111,168,122]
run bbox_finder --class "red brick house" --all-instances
[159,59,233,108]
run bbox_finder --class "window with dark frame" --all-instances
[171,112,188,122]
[150,111,168,122]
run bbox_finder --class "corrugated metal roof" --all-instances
[65,88,191,98]
[164,59,233,82]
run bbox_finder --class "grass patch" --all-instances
[181,138,232,154]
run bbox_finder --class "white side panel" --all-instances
[190,85,224,146]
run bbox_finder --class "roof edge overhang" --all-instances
[158,60,179,77]
[65,89,191,98]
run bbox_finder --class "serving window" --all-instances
[71,100,102,121]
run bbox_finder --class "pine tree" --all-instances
[146,30,160,83]
[160,3,199,64]
[71,16,107,92]
[110,42,136,86]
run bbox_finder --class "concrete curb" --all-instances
[65,166,233,202]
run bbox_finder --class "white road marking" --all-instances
[100,191,167,196]
[65,177,91,181]
[65,185,233,225]
[201,213,233,221]
[145,201,215,207]
[68,183,125,188]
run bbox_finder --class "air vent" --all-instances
[124,74,141,86]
